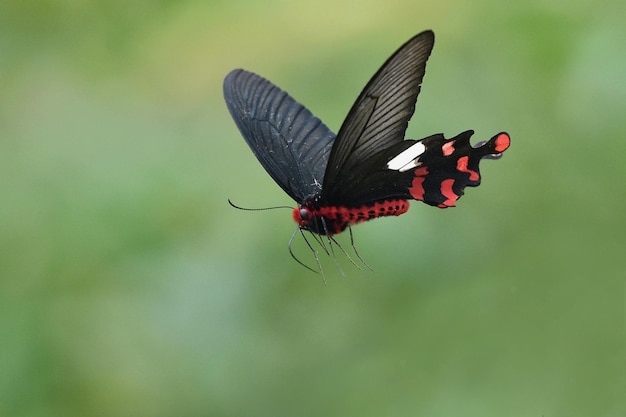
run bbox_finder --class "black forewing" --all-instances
[322,30,435,204]
[223,69,335,202]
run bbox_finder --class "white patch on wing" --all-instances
[386,142,426,172]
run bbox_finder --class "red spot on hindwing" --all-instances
[409,166,429,201]
[439,179,458,207]
[494,133,511,153]
[442,141,455,156]
[410,177,426,201]
[456,156,480,182]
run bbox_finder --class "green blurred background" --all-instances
[1,0,623,416]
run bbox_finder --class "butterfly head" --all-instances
[293,201,326,235]
[293,198,320,231]
[292,197,350,236]
[293,206,312,225]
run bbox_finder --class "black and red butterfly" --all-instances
[224,30,510,268]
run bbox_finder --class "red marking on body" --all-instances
[293,208,303,223]
[442,141,455,156]
[456,156,480,181]
[409,167,429,201]
[494,133,511,153]
[296,199,410,235]
[439,179,458,207]
[318,200,410,225]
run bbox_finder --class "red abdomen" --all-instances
[294,199,410,235]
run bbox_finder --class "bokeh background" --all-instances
[1,0,623,416]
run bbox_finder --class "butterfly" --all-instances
[223,30,510,269]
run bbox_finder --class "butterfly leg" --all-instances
[328,234,363,271]
[348,225,374,271]
[298,228,326,282]
[288,227,320,275]
[308,230,330,256]
[320,217,345,277]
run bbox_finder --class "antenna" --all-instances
[227,199,293,211]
